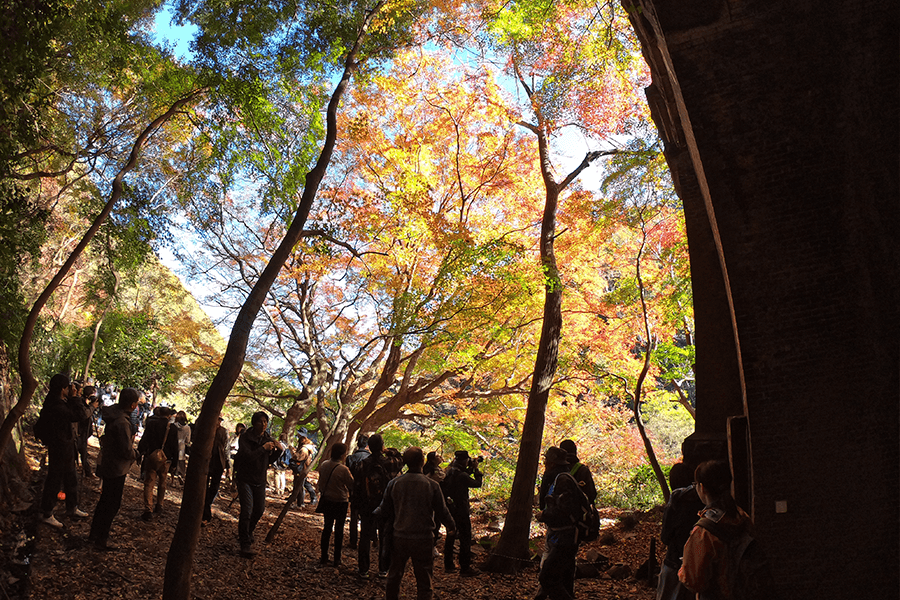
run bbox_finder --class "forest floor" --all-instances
[2,438,664,600]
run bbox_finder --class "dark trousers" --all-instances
[358,512,389,573]
[89,475,125,543]
[537,529,577,600]
[320,500,349,565]
[203,466,225,521]
[348,502,360,548]
[41,444,78,516]
[444,509,472,569]
[386,536,434,600]
[237,481,266,545]
[76,434,92,476]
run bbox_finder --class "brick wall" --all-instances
[625,1,899,597]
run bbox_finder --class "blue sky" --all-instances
[152,4,198,61]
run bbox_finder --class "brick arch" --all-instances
[622,1,899,598]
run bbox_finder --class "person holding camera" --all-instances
[233,411,283,558]
[440,450,483,575]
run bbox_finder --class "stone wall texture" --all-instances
[625,1,899,598]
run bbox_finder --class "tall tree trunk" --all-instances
[485,68,609,571]
[161,8,385,598]
[0,89,205,468]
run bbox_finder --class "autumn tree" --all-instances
[478,0,650,571]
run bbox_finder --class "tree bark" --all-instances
[161,7,385,597]
[0,89,205,468]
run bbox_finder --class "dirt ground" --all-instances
[1,439,664,600]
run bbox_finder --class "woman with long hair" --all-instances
[679,460,753,599]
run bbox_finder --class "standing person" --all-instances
[379,446,455,600]
[233,411,282,558]
[345,434,370,550]
[228,422,245,485]
[679,460,753,599]
[535,463,585,600]
[658,462,705,600]
[533,446,577,600]
[38,374,92,527]
[293,435,319,507]
[440,450,483,575]
[173,410,192,483]
[202,416,229,523]
[88,388,139,550]
[316,442,354,567]
[75,385,99,478]
[137,407,178,521]
[354,433,397,579]
[559,439,597,504]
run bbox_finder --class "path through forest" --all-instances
[3,439,662,600]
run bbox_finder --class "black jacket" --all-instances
[39,394,90,450]
[234,428,280,486]
[138,415,179,460]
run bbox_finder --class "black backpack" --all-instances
[696,515,778,600]
[568,462,600,541]
[548,472,596,543]
[32,412,51,446]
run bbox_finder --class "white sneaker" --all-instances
[68,508,89,518]
[42,515,63,528]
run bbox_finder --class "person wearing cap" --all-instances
[559,439,597,504]
[202,416,230,522]
[345,434,370,549]
[379,446,455,600]
[440,450,483,575]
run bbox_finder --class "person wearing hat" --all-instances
[559,439,597,504]
[440,450,483,575]
[202,416,230,522]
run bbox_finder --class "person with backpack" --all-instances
[345,434,370,549]
[559,439,597,504]
[678,460,755,600]
[658,462,705,600]
[292,435,319,508]
[440,450,483,575]
[535,446,588,600]
[36,374,92,528]
[353,433,398,579]
[88,388,139,550]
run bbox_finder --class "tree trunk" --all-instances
[161,9,385,597]
[0,89,204,468]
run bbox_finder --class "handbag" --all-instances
[145,421,172,471]
[314,462,338,513]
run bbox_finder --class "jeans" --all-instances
[237,481,267,545]
[40,444,78,516]
[386,536,434,600]
[320,500,349,565]
[358,512,386,574]
[89,475,125,544]
[537,528,577,600]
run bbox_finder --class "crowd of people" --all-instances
[32,372,755,600]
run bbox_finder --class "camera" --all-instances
[467,456,483,472]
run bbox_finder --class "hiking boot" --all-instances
[460,567,479,577]
[358,571,370,580]
[141,510,153,522]
[42,514,63,529]
[240,543,257,558]
[444,564,457,573]
[154,504,163,514]
[67,507,89,518]
[377,570,388,579]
